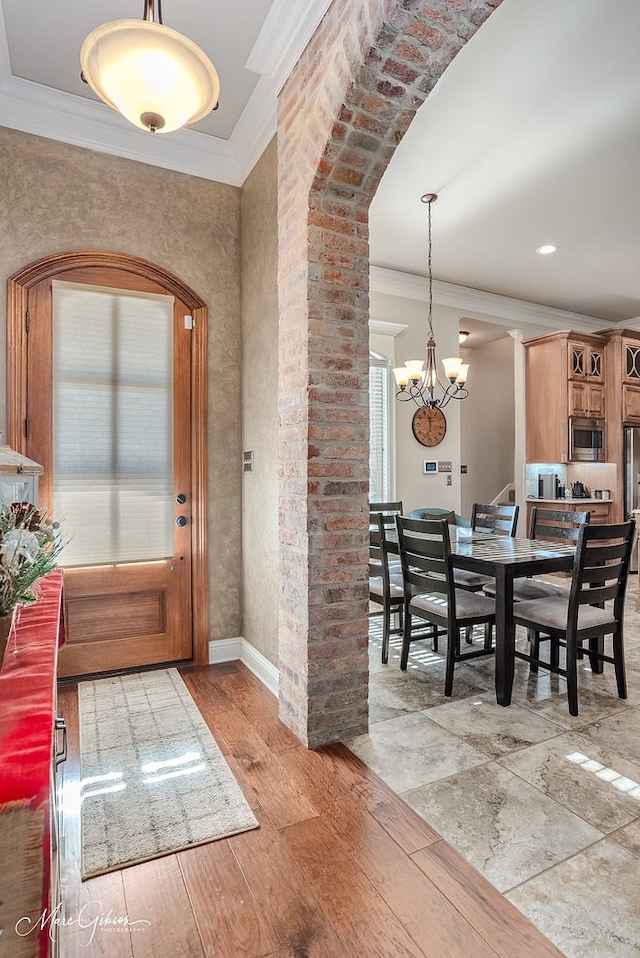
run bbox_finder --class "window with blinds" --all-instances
[369,358,391,502]
[52,281,175,566]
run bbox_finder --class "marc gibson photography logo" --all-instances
[15,900,151,947]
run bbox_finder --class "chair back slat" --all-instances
[395,516,451,600]
[569,522,634,621]
[370,501,403,516]
[529,507,589,543]
[470,503,519,537]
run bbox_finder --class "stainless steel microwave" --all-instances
[569,417,605,462]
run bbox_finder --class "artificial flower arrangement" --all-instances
[0,501,63,619]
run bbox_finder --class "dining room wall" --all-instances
[0,125,244,644]
[459,335,515,518]
[240,137,280,666]
[370,288,464,516]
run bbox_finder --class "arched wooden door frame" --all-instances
[7,249,210,666]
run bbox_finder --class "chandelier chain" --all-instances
[392,192,470,410]
[427,196,434,341]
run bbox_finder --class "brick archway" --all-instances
[277,0,501,747]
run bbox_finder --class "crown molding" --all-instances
[369,319,408,337]
[246,0,333,93]
[0,0,330,186]
[370,265,608,333]
[230,75,278,182]
[0,76,244,184]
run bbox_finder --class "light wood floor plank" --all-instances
[280,815,430,957]
[122,856,206,958]
[208,703,319,829]
[179,839,276,958]
[228,808,352,957]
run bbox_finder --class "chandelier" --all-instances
[80,1,220,134]
[393,194,469,409]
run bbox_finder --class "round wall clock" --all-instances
[411,407,446,447]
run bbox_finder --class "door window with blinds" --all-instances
[53,281,174,566]
[369,355,392,502]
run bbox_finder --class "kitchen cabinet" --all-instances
[620,337,640,423]
[0,571,65,958]
[569,380,606,418]
[600,328,640,520]
[568,339,604,382]
[525,330,606,463]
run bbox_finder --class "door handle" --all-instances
[176,493,187,504]
[55,717,67,767]
[176,515,188,527]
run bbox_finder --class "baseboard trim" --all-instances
[208,637,279,699]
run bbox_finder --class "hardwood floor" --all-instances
[58,662,564,958]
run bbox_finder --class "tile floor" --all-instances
[346,578,640,958]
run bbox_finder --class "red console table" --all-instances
[0,570,65,958]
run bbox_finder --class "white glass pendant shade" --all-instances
[393,367,410,387]
[404,360,425,382]
[456,362,469,384]
[441,356,463,381]
[80,20,220,133]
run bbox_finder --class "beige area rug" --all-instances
[78,668,258,879]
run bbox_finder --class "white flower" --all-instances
[0,529,40,566]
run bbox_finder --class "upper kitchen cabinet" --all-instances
[567,338,606,418]
[525,330,606,463]
[600,328,640,424]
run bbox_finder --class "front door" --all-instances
[8,254,208,677]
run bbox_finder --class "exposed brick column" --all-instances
[277,0,501,747]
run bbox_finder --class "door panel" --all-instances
[21,265,194,677]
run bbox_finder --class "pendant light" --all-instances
[393,194,469,409]
[80,1,220,134]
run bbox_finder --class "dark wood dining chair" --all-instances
[395,516,496,696]
[512,521,634,715]
[369,512,404,664]
[470,502,519,536]
[454,502,519,594]
[484,506,589,602]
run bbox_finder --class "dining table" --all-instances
[449,529,576,706]
[382,523,576,707]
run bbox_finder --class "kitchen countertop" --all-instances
[526,497,609,504]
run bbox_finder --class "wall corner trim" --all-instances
[208,637,280,699]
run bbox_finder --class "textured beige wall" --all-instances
[0,126,242,641]
[240,138,279,665]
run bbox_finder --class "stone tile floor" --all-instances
[346,579,640,958]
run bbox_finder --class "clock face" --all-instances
[412,407,446,447]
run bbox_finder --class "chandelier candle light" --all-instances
[393,194,469,409]
[80,0,220,134]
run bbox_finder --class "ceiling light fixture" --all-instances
[459,330,470,345]
[393,194,469,409]
[536,244,559,255]
[80,1,220,134]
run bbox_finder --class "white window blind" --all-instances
[369,359,390,502]
[52,281,174,566]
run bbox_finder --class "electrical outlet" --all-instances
[446,475,452,486]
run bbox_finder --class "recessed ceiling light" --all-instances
[536,244,559,255]
[459,330,469,344]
